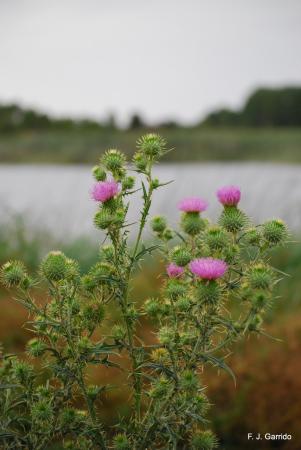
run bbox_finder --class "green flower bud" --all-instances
[149,376,170,399]
[83,304,105,324]
[162,227,173,241]
[181,212,206,236]
[41,251,68,281]
[194,394,210,415]
[247,264,273,290]
[204,226,228,251]
[94,209,124,229]
[158,326,175,346]
[133,152,147,171]
[151,178,160,189]
[125,305,139,323]
[191,430,218,450]
[224,244,240,264]
[0,260,27,287]
[89,262,114,285]
[170,246,191,267]
[113,433,130,450]
[252,291,270,310]
[60,408,79,427]
[180,370,199,392]
[179,331,197,345]
[92,165,106,181]
[122,176,135,190]
[248,313,263,331]
[263,219,288,245]
[144,298,161,317]
[102,149,126,172]
[12,360,34,384]
[100,244,115,261]
[136,133,166,158]
[31,400,53,422]
[112,324,126,341]
[150,348,170,364]
[77,337,93,355]
[151,215,167,233]
[87,385,100,402]
[175,297,191,312]
[197,281,221,305]
[219,206,247,233]
[244,227,261,245]
[27,338,47,357]
[166,279,187,298]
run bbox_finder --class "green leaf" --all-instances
[200,354,236,385]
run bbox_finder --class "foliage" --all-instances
[0,135,288,449]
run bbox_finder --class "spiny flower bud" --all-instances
[263,219,288,245]
[219,206,247,233]
[223,244,240,264]
[175,297,191,311]
[179,331,197,345]
[194,394,210,415]
[197,281,221,305]
[158,326,175,346]
[122,176,135,190]
[166,279,187,298]
[162,227,173,241]
[89,262,114,286]
[133,152,147,171]
[150,348,170,364]
[13,360,34,384]
[102,149,126,172]
[191,430,218,449]
[60,408,80,427]
[248,313,263,331]
[151,215,167,233]
[94,209,125,230]
[181,212,206,235]
[31,400,53,423]
[100,244,115,261]
[149,376,170,398]
[87,385,100,402]
[41,251,68,281]
[27,338,47,357]
[112,324,126,341]
[247,263,273,290]
[180,370,199,392]
[92,165,106,181]
[77,337,93,355]
[151,177,160,189]
[144,298,161,317]
[252,291,270,310]
[170,246,191,267]
[136,133,166,158]
[204,226,228,251]
[113,433,130,450]
[244,227,261,246]
[0,260,27,288]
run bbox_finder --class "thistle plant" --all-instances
[0,134,288,450]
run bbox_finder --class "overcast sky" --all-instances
[1,0,301,125]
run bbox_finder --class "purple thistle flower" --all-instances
[167,263,184,278]
[178,197,208,213]
[217,185,241,206]
[189,257,228,280]
[91,180,119,203]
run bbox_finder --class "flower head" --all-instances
[189,257,228,280]
[91,180,119,202]
[166,263,184,278]
[178,197,208,213]
[217,185,241,206]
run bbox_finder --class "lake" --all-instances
[0,163,301,241]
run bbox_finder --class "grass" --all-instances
[1,127,301,163]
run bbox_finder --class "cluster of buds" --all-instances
[0,135,288,450]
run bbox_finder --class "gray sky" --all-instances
[1,0,301,125]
